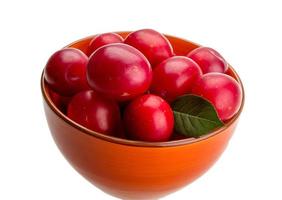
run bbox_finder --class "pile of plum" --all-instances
[44,29,242,142]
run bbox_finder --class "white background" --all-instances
[0,0,281,199]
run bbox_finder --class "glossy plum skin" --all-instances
[150,56,202,102]
[87,33,123,56]
[87,43,152,101]
[124,29,174,67]
[192,73,242,121]
[67,90,121,135]
[187,47,228,74]
[123,94,174,142]
[44,48,89,96]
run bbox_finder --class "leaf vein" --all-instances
[173,111,220,125]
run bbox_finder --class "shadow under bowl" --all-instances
[41,32,245,200]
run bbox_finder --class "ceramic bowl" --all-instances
[41,32,244,199]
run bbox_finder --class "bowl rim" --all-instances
[41,33,245,148]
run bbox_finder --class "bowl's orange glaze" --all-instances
[41,32,244,199]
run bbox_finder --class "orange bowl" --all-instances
[41,32,245,199]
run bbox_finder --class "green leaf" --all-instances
[171,94,224,138]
